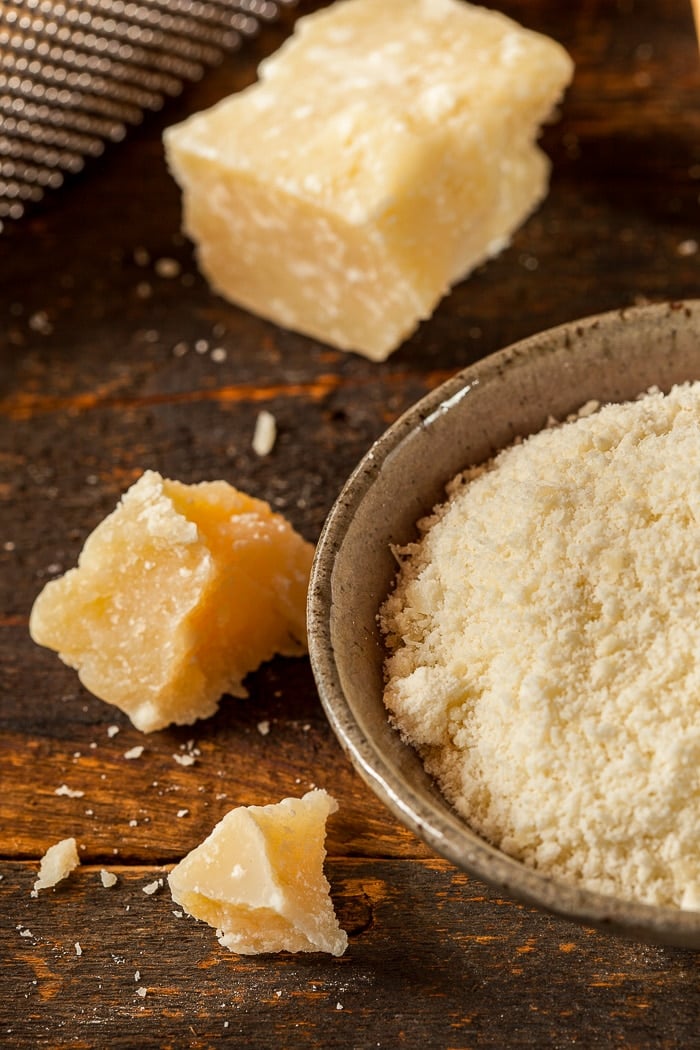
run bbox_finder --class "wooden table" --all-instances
[2,1,700,1046]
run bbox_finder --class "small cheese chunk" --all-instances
[33,838,80,894]
[164,0,572,360]
[169,789,347,956]
[29,471,314,732]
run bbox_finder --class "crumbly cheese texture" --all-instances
[164,0,573,361]
[29,471,314,733]
[168,789,348,956]
[381,383,700,910]
[33,837,80,894]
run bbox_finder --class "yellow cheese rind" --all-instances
[164,0,573,360]
[168,789,348,956]
[29,471,314,732]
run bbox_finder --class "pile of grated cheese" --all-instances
[380,382,700,910]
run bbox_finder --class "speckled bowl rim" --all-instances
[308,300,700,949]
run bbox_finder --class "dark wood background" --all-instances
[2,1,700,1046]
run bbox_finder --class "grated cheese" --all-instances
[381,382,700,909]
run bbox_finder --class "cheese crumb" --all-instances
[168,789,347,955]
[155,257,181,278]
[124,746,145,760]
[164,0,572,361]
[54,785,84,798]
[29,471,314,732]
[381,382,700,909]
[100,869,118,888]
[252,411,277,457]
[142,879,163,896]
[32,838,80,894]
[173,753,196,767]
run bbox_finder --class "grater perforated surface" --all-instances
[0,0,295,226]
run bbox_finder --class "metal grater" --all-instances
[0,0,297,227]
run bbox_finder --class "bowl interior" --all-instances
[308,300,700,948]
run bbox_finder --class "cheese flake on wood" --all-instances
[29,471,314,732]
[33,838,80,894]
[168,789,348,956]
[164,0,573,361]
[252,410,277,457]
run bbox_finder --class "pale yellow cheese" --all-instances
[29,471,314,733]
[168,789,348,956]
[381,382,700,909]
[32,837,80,895]
[164,0,573,361]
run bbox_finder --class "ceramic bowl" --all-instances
[307,299,700,949]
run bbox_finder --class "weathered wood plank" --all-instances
[3,858,700,1050]
[0,627,428,863]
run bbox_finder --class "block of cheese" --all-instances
[168,789,348,956]
[32,837,80,895]
[29,471,314,733]
[164,0,573,361]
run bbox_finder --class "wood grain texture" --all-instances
[4,859,700,1050]
[2,0,700,1045]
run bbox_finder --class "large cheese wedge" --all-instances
[29,471,313,732]
[169,789,348,956]
[164,0,573,361]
